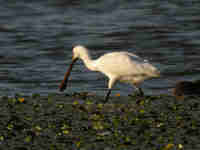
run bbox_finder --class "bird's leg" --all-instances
[133,86,144,104]
[104,77,116,103]
[132,83,144,97]
[104,89,112,103]
[138,87,144,96]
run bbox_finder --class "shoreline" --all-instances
[0,93,199,150]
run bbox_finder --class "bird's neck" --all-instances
[80,52,97,71]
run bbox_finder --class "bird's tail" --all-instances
[144,63,160,77]
[152,69,161,77]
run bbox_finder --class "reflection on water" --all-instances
[0,0,199,96]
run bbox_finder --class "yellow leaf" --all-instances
[115,93,121,97]
[63,130,69,135]
[18,97,25,103]
[76,141,81,147]
[178,144,183,149]
[93,121,104,130]
[156,122,164,128]
[7,124,13,130]
[73,100,79,105]
[97,103,103,109]
[90,114,101,120]
[164,143,174,150]
[24,136,32,143]
[61,124,69,130]
[86,100,93,105]
[139,109,145,114]
[139,100,145,105]
[0,136,4,141]
[35,126,42,131]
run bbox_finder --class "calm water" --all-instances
[0,0,200,96]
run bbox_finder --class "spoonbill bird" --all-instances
[59,45,160,102]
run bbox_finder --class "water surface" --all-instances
[0,0,200,96]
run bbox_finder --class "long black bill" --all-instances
[104,89,112,103]
[59,58,77,92]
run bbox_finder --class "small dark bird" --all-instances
[173,80,200,99]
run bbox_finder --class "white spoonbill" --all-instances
[59,45,160,102]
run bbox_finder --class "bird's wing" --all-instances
[95,52,149,76]
[125,52,149,63]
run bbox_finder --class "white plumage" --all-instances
[59,45,160,102]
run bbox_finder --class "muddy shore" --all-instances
[0,93,199,150]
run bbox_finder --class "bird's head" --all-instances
[59,45,89,92]
[72,45,89,61]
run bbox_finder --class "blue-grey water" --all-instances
[0,0,200,96]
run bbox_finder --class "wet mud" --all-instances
[0,93,199,150]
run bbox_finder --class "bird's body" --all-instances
[59,45,160,102]
[94,52,159,85]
